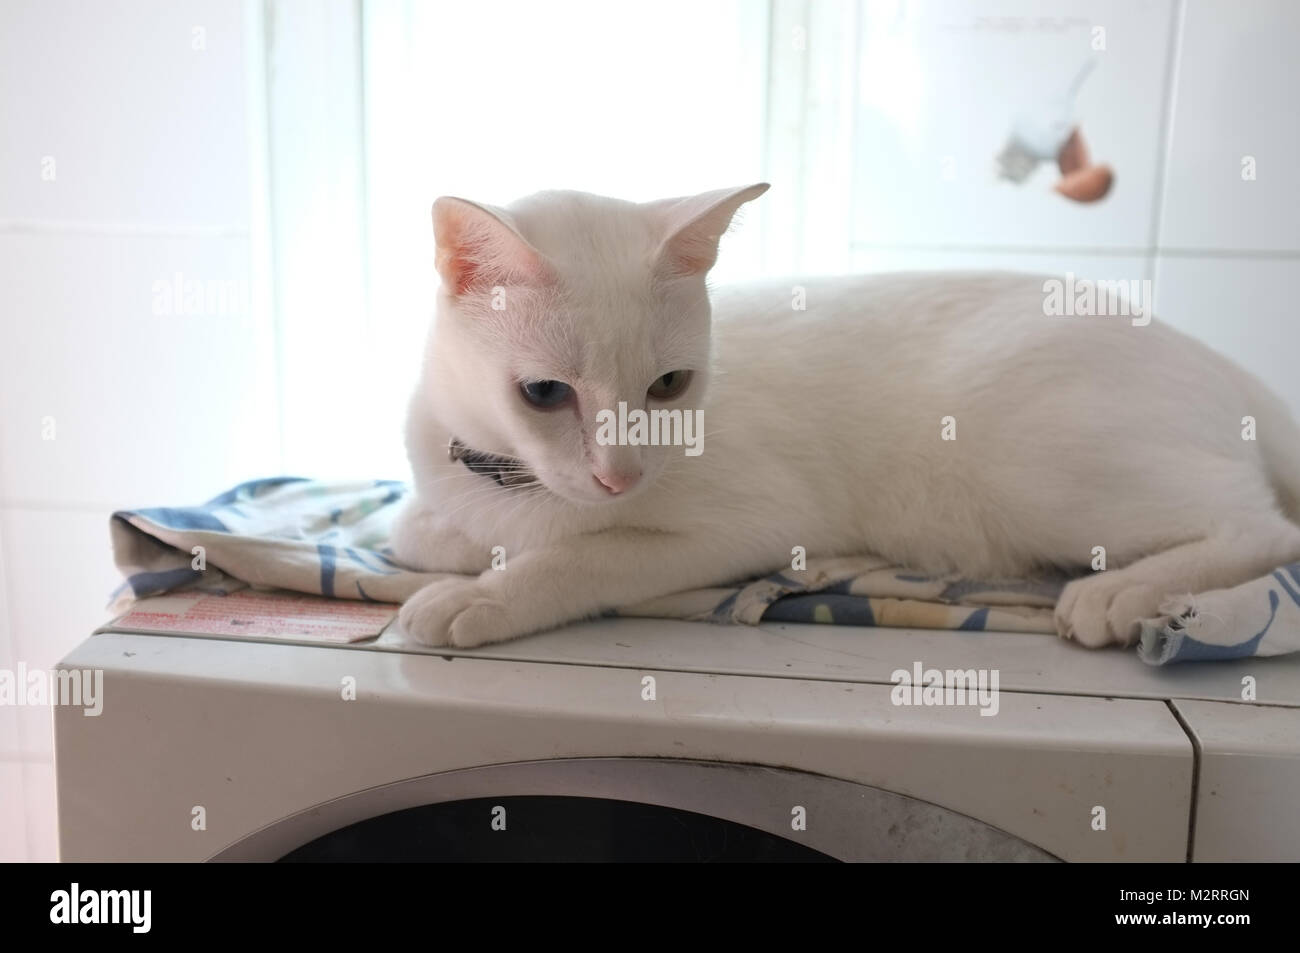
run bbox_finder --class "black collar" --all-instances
[448,438,536,488]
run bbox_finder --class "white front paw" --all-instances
[398,576,513,648]
[1055,574,1162,648]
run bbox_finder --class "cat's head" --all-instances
[421,184,768,506]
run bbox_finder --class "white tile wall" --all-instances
[2,508,120,677]
[851,0,1177,250]
[1,378,30,862]
[847,0,1300,423]
[1153,256,1300,413]
[0,765,25,861]
[1149,0,1300,421]
[0,522,18,761]
[0,0,265,863]
[851,248,1152,287]
[0,234,277,509]
[0,0,249,228]
[1,507,122,762]
[1158,0,1300,252]
[21,760,57,862]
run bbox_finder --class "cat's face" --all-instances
[423,185,767,507]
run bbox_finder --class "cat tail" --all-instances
[1242,372,1300,526]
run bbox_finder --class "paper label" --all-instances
[109,590,397,644]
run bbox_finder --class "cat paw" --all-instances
[1055,575,1162,648]
[398,577,513,648]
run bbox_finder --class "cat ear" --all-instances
[432,196,552,296]
[648,183,770,278]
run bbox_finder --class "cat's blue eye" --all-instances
[519,379,573,409]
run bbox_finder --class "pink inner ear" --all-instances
[434,198,549,296]
[662,229,723,277]
[437,231,504,296]
[653,183,770,279]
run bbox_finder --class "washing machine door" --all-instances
[210,759,1058,862]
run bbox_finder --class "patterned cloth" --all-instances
[108,477,1300,665]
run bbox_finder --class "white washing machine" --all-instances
[54,607,1300,862]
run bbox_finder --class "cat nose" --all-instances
[593,470,640,495]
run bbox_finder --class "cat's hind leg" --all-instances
[1055,514,1300,648]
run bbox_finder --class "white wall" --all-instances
[836,0,1300,414]
[0,0,271,860]
[1153,0,1300,410]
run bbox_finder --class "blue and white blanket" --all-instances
[108,477,1300,665]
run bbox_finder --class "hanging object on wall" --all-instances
[995,56,1114,203]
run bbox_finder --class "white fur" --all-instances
[393,185,1300,650]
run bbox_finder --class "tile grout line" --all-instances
[1167,699,1200,863]
[0,220,249,238]
[0,501,117,515]
[850,241,1300,260]
[1147,0,1187,261]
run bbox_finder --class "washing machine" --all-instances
[53,600,1300,862]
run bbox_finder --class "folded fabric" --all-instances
[108,477,1300,665]
[1137,568,1300,664]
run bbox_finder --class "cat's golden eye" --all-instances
[647,370,692,400]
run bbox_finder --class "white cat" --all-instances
[392,183,1300,649]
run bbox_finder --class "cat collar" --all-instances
[447,438,536,488]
